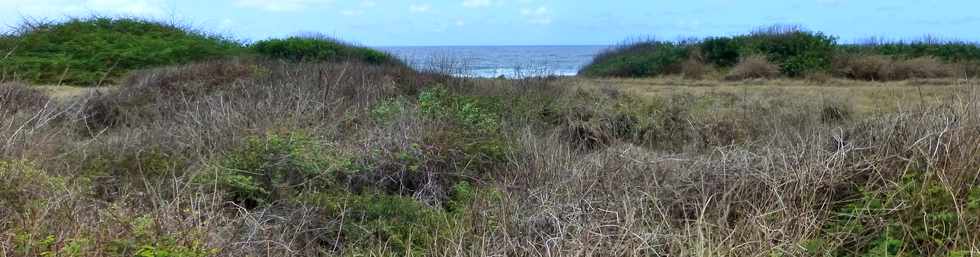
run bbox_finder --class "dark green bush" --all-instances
[841,39,980,63]
[0,17,243,86]
[251,36,398,65]
[579,41,691,77]
[701,37,741,67]
[581,27,840,78]
[736,29,838,77]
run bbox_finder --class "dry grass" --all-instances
[725,55,780,80]
[2,60,979,257]
[834,54,964,81]
[579,77,975,115]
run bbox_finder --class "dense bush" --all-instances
[737,28,837,76]
[251,36,399,65]
[0,18,243,86]
[583,26,979,80]
[841,39,980,62]
[579,41,691,77]
[701,37,741,67]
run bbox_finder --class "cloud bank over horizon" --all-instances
[2,0,979,46]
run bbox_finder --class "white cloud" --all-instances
[462,0,492,8]
[455,19,465,26]
[234,0,333,12]
[409,3,431,13]
[360,0,376,8]
[520,6,552,25]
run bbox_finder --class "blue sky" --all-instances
[1,0,979,46]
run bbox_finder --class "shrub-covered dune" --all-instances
[581,26,980,80]
[0,18,402,86]
[0,18,243,86]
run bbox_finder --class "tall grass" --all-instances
[2,59,978,256]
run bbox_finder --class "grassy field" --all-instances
[579,77,977,114]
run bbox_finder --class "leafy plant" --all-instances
[203,132,354,207]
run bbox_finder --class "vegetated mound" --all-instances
[0,17,244,86]
[580,26,980,80]
[251,36,403,66]
[0,18,409,87]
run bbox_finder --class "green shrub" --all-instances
[0,160,62,217]
[581,27,839,78]
[736,28,838,76]
[305,193,450,256]
[701,37,741,67]
[417,87,510,164]
[817,171,980,257]
[306,182,480,256]
[418,87,502,133]
[108,215,217,257]
[0,17,243,86]
[841,40,980,63]
[79,148,181,201]
[204,132,354,207]
[251,36,398,65]
[579,41,691,77]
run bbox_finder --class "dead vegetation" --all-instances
[1,59,979,257]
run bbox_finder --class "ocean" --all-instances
[379,45,608,78]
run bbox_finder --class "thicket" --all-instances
[581,26,980,80]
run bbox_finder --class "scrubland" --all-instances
[2,18,979,257]
[3,59,980,256]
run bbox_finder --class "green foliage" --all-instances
[579,41,691,77]
[418,87,502,133]
[0,17,243,86]
[840,40,980,63]
[204,132,354,207]
[370,97,410,123]
[0,160,62,215]
[109,215,217,257]
[581,27,840,78]
[701,37,741,67]
[251,36,397,65]
[816,171,980,257]
[736,30,838,76]
[308,192,455,256]
[416,87,510,166]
